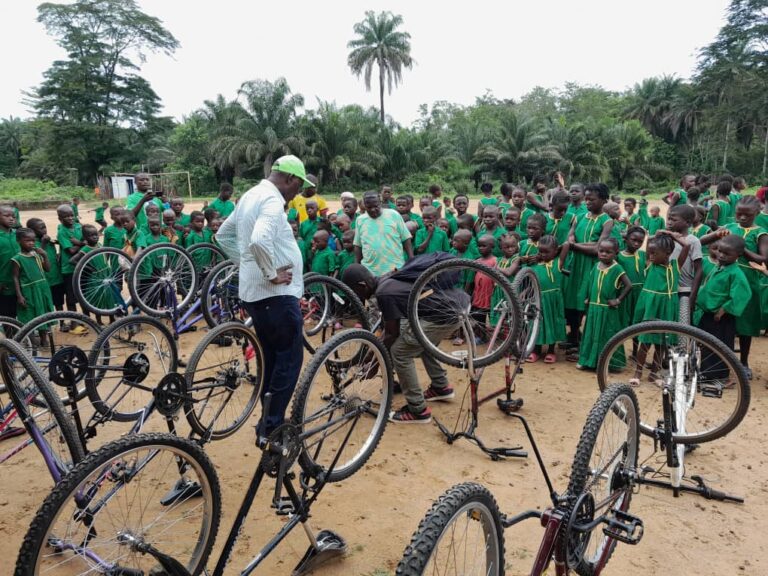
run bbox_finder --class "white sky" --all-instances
[1,0,730,126]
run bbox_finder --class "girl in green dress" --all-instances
[511,187,536,241]
[546,191,576,247]
[489,234,520,329]
[11,228,54,326]
[519,213,545,266]
[722,196,768,377]
[577,238,632,370]
[631,234,688,385]
[706,182,733,229]
[529,236,569,363]
[616,226,647,327]
[564,183,614,360]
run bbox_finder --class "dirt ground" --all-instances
[0,198,766,575]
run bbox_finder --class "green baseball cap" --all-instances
[271,155,314,188]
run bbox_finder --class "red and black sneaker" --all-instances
[388,405,432,424]
[424,385,455,402]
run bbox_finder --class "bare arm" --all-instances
[609,273,633,308]
[354,245,363,264]
[526,191,548,212]
[403,238,414,260]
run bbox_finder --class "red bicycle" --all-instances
[397,384,644,576]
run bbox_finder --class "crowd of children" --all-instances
[302,175,767,382]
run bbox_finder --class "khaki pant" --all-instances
[391,319,456,413]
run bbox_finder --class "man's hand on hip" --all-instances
[270,265,293,285]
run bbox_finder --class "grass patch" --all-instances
[0,178,91,204]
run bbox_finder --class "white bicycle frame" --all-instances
[669,346,698,491]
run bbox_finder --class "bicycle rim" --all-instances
[128,243,197,316]
[512,267,541,359]
[73,247,132,316]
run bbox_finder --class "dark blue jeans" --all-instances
[243,296,304,436]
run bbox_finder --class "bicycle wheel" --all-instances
[511,267,541,359]
[0,339,85,475]
[201,260,246,328]
[301,274,371,354]
[396,482,505,576]
[14,311,103,405]
[14,432,221,576]
[566,384,639,576]
[184,322,263,440]
[73,247,132,316]
[0,316,23,395]
[596,321,749,444]
[407,258,522,368]
[128,242,198,316]
[291,329,392,482]
[187,242,227,280]
[85,316,178,422]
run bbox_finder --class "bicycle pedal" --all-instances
[700,383,723,399]
[497,397,524,414]
[602,510,644,545]
[488,447,527,458]
[272,497,295,515]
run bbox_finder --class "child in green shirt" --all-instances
[310,230,337,276]
[336,230,356,278]
[56,203,84,326]
[208,182,236,219]
[477,182,499,218]
[0,205,20,318]
[11,227,53,326]
[414,206,450,255]
[94,201,109,230]
[203,208,219,242]
[300,201,320,241]
[28,218,64,313]
[171,197,191,229]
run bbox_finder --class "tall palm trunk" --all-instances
[722,116,731,170]
[378,56,385,123]
[263,153,273,178]
[762,124,768,176]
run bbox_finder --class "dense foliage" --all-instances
[1,0,766,197]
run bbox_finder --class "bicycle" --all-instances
[14,328,393,576]
[407,258,538,459]
[397,383,643,576]
[596,320,748,501]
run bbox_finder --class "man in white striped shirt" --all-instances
[216,155,313,438]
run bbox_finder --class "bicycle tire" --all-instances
[407,258,522,368]
[184,322,263,440]
[14,311,103,405]
[0,339,85,474]
[566,384,639,576]
[85,315,178,422]
[291,329,392,482]
[301,274,371,354]
[396,482,505,576]
[200,260,244,328]
[14,432,221,576]
[72,246,132,315]
[511,266,541,359]
[596,320,749,444]
[0,316,23,395]
[187,241,228,277]
[128,242,198,316]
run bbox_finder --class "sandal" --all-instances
[566,351,579,362]
[543,353,557,364]
[628,378,641,387]
[526,352,540,363]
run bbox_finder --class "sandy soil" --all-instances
[0,199,766,576]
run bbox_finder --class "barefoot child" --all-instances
[529,235,569,363]
[616,226,647,326]
[12,226,54,330]
[56,204,85,330]
[577,238,632,370]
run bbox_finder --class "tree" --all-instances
[0,117,26,175]
[347,11,414,123]
[29,0,178,182]
[600,121,655,190]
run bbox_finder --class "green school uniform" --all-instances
[634,260,680,343]
[12,206,21,227]
[103,224,126,250]
[724,223,766,336]
[383,200,396,210]
[518,239,539,264]
[479,197,499,211]
[445,211,458,235]
[692,224,712,255]
[176,213,192,228]
[526,193,546,213]
[498,201,512,217]
[578,262,627,368]
[531,260,566,346]
[0,228,19,296]
[414,227,450,254]
[336,250,356,278]
[311,248,337,276]
[563,213,611,311]
[693,262,750,325]
[287,207,299,222]
[184,229,212,271]
[490,255,519,326]
[546,213,576,246]
[35,240,63,287]
[123,226,143,257]
[57,223,83,275]
[299,218,320,242]
[208,197,235,219]
[638,203,664,235]
[479,226,506,257]
[408,213,424,228]
[11,252,54,323]
[628,213,642,227]
[203,227,215,243]
[706,199,731,228]
[611,220,627,250]
[566,203,588,219]
[755,212,768,230]
[617,250,646,326]
[701,256,718,280]
[517,208,536,241]
[71,203,80,223]
[296,237,311,273]
[95,206,106,223]
[728,192,742,216]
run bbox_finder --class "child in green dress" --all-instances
[566,184,588,219]
[546,191,575,247]
[604,202,626,250]
[27,218,64,314]
[511,187,535,241]
[526,175,549,213]
[694,235,751,382]
[631,234,689,385]
[577,238,632,369]
[564,183,614,359]
[11,228,54,327]
[310,230,337,276]
[624,198,641,226]
[529,235,569,363]
[519,213,545,266]
[616,226,647,327]
[453,195,478,229]
[171,197,191,230]
[706,181,732,229]
[162,209,181,244]
[477,182,499,219]
[337,230,356,278]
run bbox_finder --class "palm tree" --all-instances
[546,119,606,181]
[347,11,414,122]
[599,120,655,190]
[625,75,682,141]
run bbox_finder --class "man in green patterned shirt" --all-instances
[353,191,413,276]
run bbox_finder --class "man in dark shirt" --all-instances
[342,253,469,424]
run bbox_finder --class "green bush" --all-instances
[0,178,91,203]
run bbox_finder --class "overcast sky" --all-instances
[2,0,730,126]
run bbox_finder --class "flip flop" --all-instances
[526,352,540,363]
[543,353,557,364]
[628,378,641,387]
